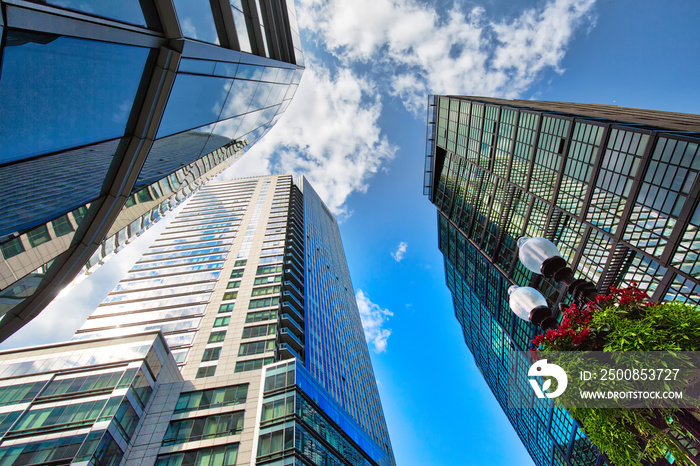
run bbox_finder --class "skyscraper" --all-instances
[0,0,304,339]
[0,175,395,466]
[423,95,700,465]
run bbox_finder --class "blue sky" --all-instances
[3,0,700,465]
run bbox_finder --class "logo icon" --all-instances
[528,359,568,398]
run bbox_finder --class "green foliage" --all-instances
[593,299,700,351]
[568,408,693,466]
[532,285,700,465]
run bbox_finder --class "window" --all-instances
[175,385,248,413]
[196,366,217,378]
[227,281,241,289]
[156,443,239,466]
[257,426,294,457]
[209,331,226,343]
[251,285,280,296]
[113,401,140,440]
[0,237,25,259]
[256,264,283,275]
[201,348,221,362]
[26,225,51,247]
[245,310,277,323]
[242,324,276,339]
[254,275,281,285]
[230,269,244,278]
[223,291,238,301]
[249,297,279,309]
[258,255,283,265]
[261,394,294,423]
[234,260,247,266]
[0,434,87,465]
[238,340,274,356]
[219,303,235,313]
[12,399,107,433]
[234,357,275,373]
[162,412,244,446]
[214,316,230,327]
[51,215,75,237]
[0,381,45,406]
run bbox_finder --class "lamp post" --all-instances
[517,237,599,306]
[508,236,600,330]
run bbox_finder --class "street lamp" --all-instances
[517,236,598,306]
[508,285,558,330]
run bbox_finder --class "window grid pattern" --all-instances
[529,117,569,203]
[586,129,648,234]
[666,274,700,305]
[674,201,700,278]
[511,112,539,190]
[493,109,516,179]
[619,253,668,297]
[577,230,613,284]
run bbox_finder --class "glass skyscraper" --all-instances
[0,0,304,340]
[0,175,395,466]
[424,95,700,465]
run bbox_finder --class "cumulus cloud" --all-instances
[391,241,408,262]
[225,58,397,219]
[356,289,393,353]
[298,0,596,112]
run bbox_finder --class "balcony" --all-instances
[280,312,304,336]
[279,327,304,352]
[278,342,303,361]
[281,301,303,326]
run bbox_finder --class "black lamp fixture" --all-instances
[508,237,600,331]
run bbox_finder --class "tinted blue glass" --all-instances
[179,58,216,75]
[157,74,233,138]
[46,1,146,26]
[0,139,119,236]
[220,80,258,119]
[0,32,149,164]
[206,116,246,145]
[236,64,264,80]
[172,0,220,45]
[231,7,252,53]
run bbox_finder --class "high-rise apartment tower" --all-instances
[0,175,395,466]
[424,95,700,466]
[0,0,304,339]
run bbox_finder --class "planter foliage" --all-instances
[532,284,700,465]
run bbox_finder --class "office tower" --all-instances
[0,0,305,339]
[0,175,395,466]
[423,95,700,466]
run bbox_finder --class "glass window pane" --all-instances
[44,1,147,26]
[27,225,51,247]
[0,31,149,164]
[157,75,233,138]
[51,215,75,237]
[172,0,220,45]
[231,7,252,53]
[1,237,25,259]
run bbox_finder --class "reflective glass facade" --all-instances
[0,333,181,466]
[424,95,700,466]
[0,0,304,341]
[0,175,396,466]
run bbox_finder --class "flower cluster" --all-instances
[596,282,649,308]
[532,302,596,351]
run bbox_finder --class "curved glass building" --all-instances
[0,0,304,340]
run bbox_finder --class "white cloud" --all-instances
[391,241,408,262]
[223,58,397,219]
[298,0,596,113]
[356,289,393,353]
